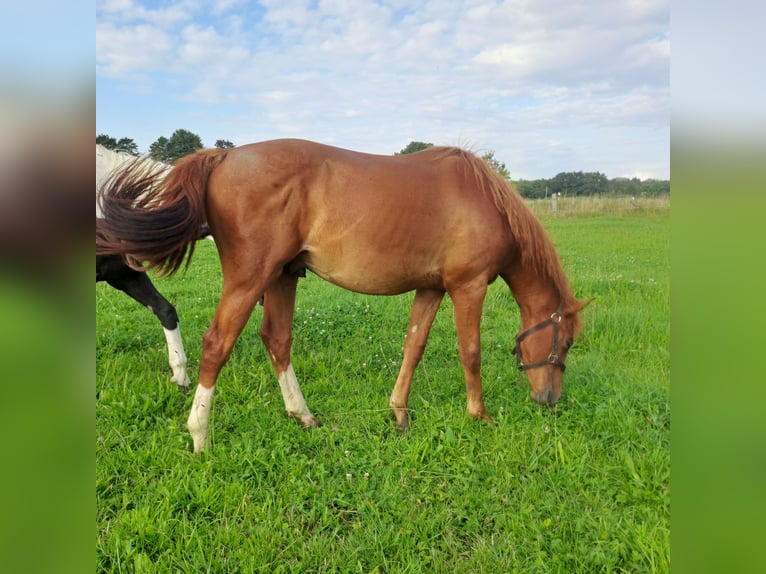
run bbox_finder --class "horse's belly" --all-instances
[303,251,442,295]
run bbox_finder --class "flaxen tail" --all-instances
[96,149,228,276]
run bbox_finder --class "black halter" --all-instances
[512,306,566,372]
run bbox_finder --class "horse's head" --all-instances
[512,299,591,405]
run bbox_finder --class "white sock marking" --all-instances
[277,363,313,421]
[163,326,190,388]
[187,384,215,453]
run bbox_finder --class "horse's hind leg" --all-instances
[450,283,492,423]
[188,279,264,453]
[103,259,190,390]
[389,288,444,429]
[261,273,320,428]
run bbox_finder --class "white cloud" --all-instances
[97,0,194,27]
[96,22,174,77]
[96,0,669,179]
[212,0,247,15]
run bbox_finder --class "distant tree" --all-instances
[395,141,433,155]
[642,179,670,196]
[609,177,642,196]
[97,134,139,155]
[582,171,609,195]
[116,138,139,155]
[549,171,609,196]
[515,173,669,198]
[96,134,117,149]
[549,172,575,197]
[149,136,170,161]
[481,150,510,180]
[516,179,550,199]
[215,139,235,149]
[609,177,670,196]
[149,129,204,162]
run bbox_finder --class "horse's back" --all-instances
[212,139,501,219]
[96,144,133,187]
[206,139,513,293]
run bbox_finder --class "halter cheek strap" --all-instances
[512,306,566,372]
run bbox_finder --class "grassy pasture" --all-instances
[96,196,669,572]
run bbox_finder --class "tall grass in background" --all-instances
[97,196,669,572]
[526,194,670,219]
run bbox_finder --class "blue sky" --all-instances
[96,0,669,180]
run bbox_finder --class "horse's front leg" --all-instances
[450,283,493,423]
[389,288,444,429]
[261,273,321,428]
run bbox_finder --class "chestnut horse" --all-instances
[97,139,587,453]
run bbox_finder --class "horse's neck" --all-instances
[505,269,561,327]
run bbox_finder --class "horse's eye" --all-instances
[563,338,573,350]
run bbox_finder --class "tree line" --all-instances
[516,171,669,198]
[96,131,668,197]
[96,129,233,163]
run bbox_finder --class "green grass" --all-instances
[97,199,669,572]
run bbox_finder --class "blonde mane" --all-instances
[96,144,170,218]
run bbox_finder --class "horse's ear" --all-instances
[564,297,593,317]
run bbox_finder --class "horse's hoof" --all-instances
[469,410,495,425]
[299,415,322,428]
[390,406,410,430]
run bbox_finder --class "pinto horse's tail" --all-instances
[96,149,228,276]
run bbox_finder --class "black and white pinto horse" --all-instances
[96,144,196,390]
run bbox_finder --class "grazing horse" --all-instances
[96,144,191,389]
[97,139,588,453]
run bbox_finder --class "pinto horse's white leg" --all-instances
[163,326,191,390]
[187,383,215,453]
[100,256,191,390]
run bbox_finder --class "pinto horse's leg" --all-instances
[188,281,264,453]
[261,273,320,428]
[389,288,444,429]
[449,283,493,423]
[101,257,191,390]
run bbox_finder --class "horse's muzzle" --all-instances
[531,388,559,406]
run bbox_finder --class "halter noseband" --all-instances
[512,306,566,372]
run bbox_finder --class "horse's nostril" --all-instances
[532,389,552,405]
